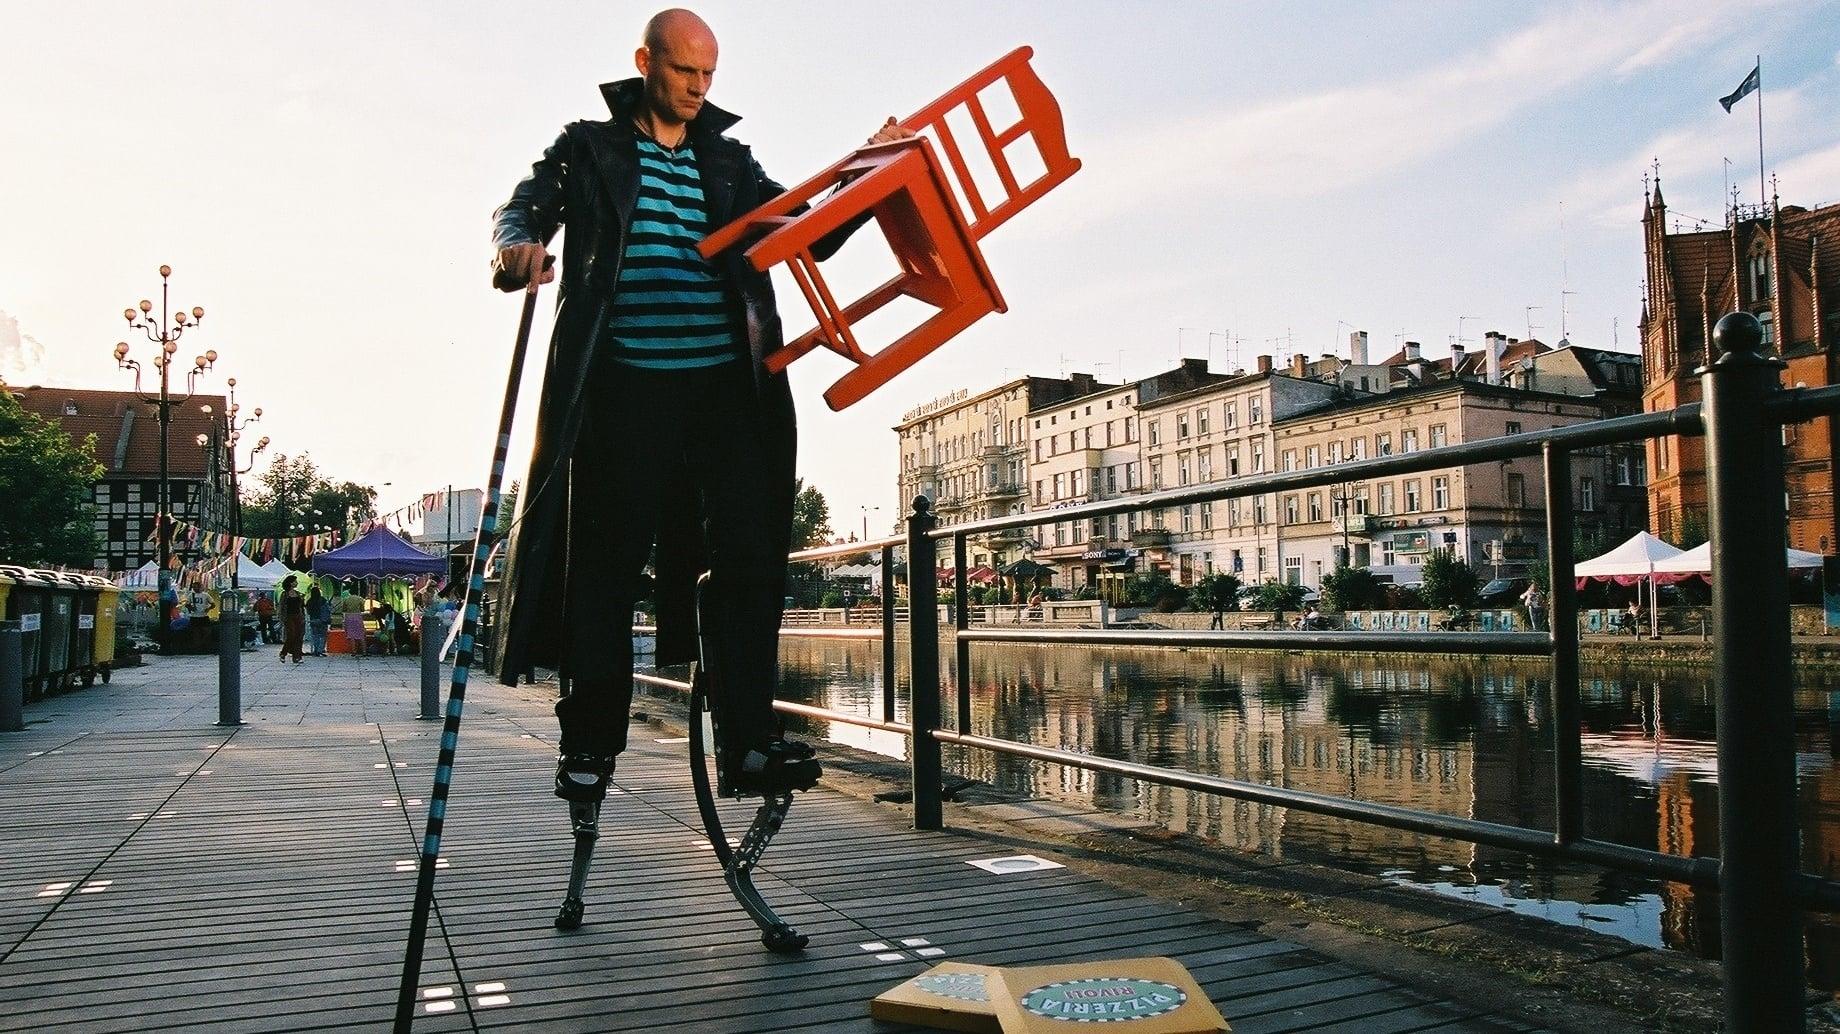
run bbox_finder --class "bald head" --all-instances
[635,8,718,131]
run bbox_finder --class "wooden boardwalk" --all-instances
[0,653,1548,1032]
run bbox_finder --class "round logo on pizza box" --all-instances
[1020,977,1187,1022]
[913,971,989,1002]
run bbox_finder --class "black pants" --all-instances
[554,358,785,759]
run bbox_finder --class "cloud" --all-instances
[1017,0,1778,237]
[0,310,48,384]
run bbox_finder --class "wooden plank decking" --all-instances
[0,653,1549,1032]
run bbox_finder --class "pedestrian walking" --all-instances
[254,592,276,644]
[1520,582,1545,633]
[278,575,306,664]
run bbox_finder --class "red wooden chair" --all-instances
[698,46,1080,411]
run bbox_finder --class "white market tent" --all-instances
[1573,531,1684,638]
[223,554,284,591]
[114,561,161,590]
[1651,542,1825,576]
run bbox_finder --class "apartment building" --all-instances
[1271,381,1636,587]
[1135,359,1345,585]
[895,373,1110,570]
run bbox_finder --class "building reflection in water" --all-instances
[758,639,1840,987]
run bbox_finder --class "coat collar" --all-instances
[597,77,742,139]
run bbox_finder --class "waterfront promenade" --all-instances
[0,654,1558,1032]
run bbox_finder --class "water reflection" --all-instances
[760,638,1840,984]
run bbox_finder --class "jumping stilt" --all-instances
[555,799,600,930]
[687,575,817,953]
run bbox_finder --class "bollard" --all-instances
[905,497,942,831]
[419,605,442,720]
[216,595,244,727]
[1702,311,1801,1033]
[0,621,21,733]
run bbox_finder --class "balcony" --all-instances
[934,495,969,513]
[984,481,1025,499]
[981,442,1024,459]
[1131,528,1172,548]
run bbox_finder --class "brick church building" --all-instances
[1640,180,1840,553]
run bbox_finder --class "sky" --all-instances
[4,1,1839,543]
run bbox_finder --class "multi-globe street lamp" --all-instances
[196,377,268,589]
[112,265,214,640]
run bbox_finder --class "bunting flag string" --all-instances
[148,514,344,565]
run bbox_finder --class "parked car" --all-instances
[1478,578,1530,605]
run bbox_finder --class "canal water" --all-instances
[752,638,1840,983]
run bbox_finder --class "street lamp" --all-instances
[114,265,214,640]
[860,504,881,542]
[197,379,268,589]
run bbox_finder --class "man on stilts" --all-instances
[490,8,909,938]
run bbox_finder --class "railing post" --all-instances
[906,497,943,830]
[954,533,971,735]
[1702,310,1801,1034]
[881,543,897,724]
[0,621,21,733]
[419,604,442,720]
[1543,445,1581,844]
[216,594,243,727]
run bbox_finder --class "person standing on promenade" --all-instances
[1520,581,1545,633]
[254,591,276,644]
[306,585,332,657]
[490,8,911,804]
[278,575,306,664]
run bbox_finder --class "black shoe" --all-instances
[554,754,616,802]
[724,740,821,796]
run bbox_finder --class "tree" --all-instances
[789,478,832,549]
[1122,570,1185,610]
[238,452,378,537]
[1319,566,1386,610]
[1421,548,1481,608]
[1189,573,1242,613]
[0,387,104,566]
[1248,579,1306,613]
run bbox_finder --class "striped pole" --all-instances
[393,282,541,1031]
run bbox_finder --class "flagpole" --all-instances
[1755,54,1766,209]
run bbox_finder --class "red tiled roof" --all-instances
[11,386,227,477]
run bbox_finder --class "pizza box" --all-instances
[870,961,1003,1033]
[986,956,1228,1033]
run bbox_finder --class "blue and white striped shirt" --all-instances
[607,138,740,370]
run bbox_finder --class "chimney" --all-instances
[1450,340,1465,375]
[1256,354,1273,375]
[1485,331,1506,385]
[1403,340,1421,362]
[1070,372,1097,394]
[1350,330,1369,365]
[1290,353,1308,377]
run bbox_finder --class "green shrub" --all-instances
[1421,549,1480,608]
[1188,573,1242,613]
[1320,566,1386,610]
[1248,580,1306,612]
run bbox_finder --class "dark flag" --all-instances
[1720,63,1760,112]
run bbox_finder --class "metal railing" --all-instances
[632,314,1837,1032]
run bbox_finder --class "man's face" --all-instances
[637,33,717,126]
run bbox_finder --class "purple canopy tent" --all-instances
[311,526,446,578]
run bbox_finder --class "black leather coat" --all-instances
[490,79,854,681]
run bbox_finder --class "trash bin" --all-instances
[1,566,52,700]
[41,574,80,695]
[91,576,120,684]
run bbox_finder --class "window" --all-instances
[1305,446,1320,468]
[1227,446,1240,476]
[1181,506,1194,533]
[1354,485,1369,514]
[1125,417,1136,441]
[1507,473,1527,507]
[1432,476,1449,510]
[1200,503,1213,530]
[1228,499,1241,526]
[1148,419,1161,446]
[1581,476,1597,511]
[1376,434,1392,457]
[1149,457,1163,490]
[1257,546,1269,576]
[1404,479,1422,512]
[1106,466,1119,493]
[1230,548,1243,573]
[1352,437,1367,461]
[1284,555,1302,585]
[1505,421,1522,436]
[1750,251,1772,301]
[1254,496,1269,525]
[1224,400,1237,428]
[1283,449,1297,472]
[1072,469,1085,496]
[1252,442,1266,472]
[1307,493,1322,522]
[1053,472,1066,500]
[1177,412,1190,439]
[1249,397,1263,424]
[1284,495,1299,524]
[1429,424,1447,449]
[1083,427,1093,449]
[1126,462,1140,489]
[1105,422,1114,447]
[1328,441,1341,465]
[1402,429,1419,453]
[1198,450,1213,482]
[1197,408,1209,435]
[1657,437,1670,472]
[63,400,78,416]
[1177,452,1191,486]
[1035,480,1044,505]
